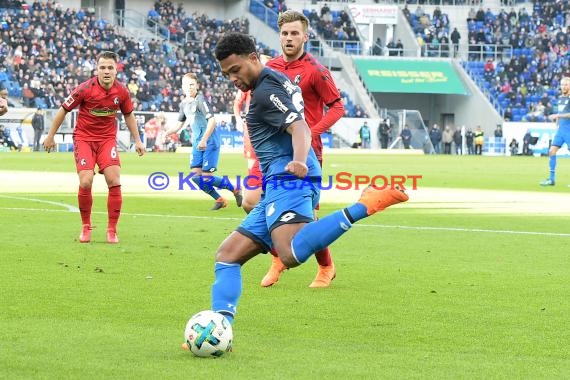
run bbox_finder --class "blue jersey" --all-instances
[178,93,220,148]
[246,67,321,181]
[556,95,570,132]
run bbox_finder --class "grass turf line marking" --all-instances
[0,195,79,212]
[1,205,569,238]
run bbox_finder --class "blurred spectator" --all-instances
[494,125,503,138]
[359,121,370,149]
[400,124,412,149]
[429,124,442,154]
[509,138,519,156]
[465,128,475,155]
[474,126,484,155]
[442,125,453,154]
[453,127,463,155]
[450,27,461,57]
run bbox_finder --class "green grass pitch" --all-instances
[1,152,569,379]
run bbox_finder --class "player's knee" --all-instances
[279,253,300,269]
[273,244,299,268]
[214,246,231,263]
[242,200,255,214]
[79,179,93,189]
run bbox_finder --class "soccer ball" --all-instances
[184,310,233,358]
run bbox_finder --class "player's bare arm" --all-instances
[164,121,185,136]
[198,117,217,151]
[43,107,69,153]
[124,112,146,156]
[285,120,311,178]
[311,99,344,137]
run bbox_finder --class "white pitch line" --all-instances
[0,195,79,212]
[357,223,570,237]
[0,206,568,237]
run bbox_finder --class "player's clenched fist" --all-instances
[285,160,308,178]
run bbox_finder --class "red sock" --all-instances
[315,247,333,267]
[107,185,122,232]
[78,186,92,225]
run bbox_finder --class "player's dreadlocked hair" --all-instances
[215,32,256,62]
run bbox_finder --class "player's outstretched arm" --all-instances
[43,107,68,153]
[164,121,184,137]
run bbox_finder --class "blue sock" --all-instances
[192,176,222,200]
[549,155,557,182]
[291,209,354,264]
[345,203,369,222]
[211,262,241,324]
[209,175,235,192]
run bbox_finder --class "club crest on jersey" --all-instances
[293,74,301,85]
[270,94,289,113]
[113,97,119,105]
[266,203,276,217]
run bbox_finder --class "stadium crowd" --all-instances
[0,0,369,118]
[462,0,569,121]
[0,0,566,123]
[400,0,568,121]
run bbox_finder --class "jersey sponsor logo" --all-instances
[270,94,289,113]
[89,108,118,117]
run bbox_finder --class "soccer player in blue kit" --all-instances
[165,73,242,210]
[182,32,408,348]
[540,76,570,186]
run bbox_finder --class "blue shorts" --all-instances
[237,179,320,251]
[190,146,220,172]
[552,129,570,148]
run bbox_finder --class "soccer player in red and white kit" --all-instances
[262,10,345,288]
[43,51,145,244]
[233,89,264,212]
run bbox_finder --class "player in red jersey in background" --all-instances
[233,89,263,212]
[263,10,345,288]
[43,51,145,244]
